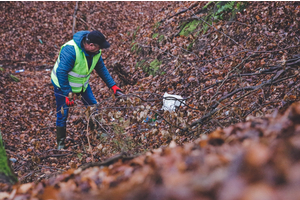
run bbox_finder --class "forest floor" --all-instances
[1,1,300,199]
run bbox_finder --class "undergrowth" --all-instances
[132,1,248,76]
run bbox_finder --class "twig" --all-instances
[183,86,262,134]
[249,45,300,54]
[151,110,182,129]
[183,70,297,133]
[190,65,284,101]
[79,134,86,153]
[45,149,75,154]
[242,101,277,119]
[38,165,64,172]
[287,58,300,66]
[80,152,137,170]
[72,1,79,35]
[225,21,249,26]
[209,54,253,103]
[191,13,241,48]
[19,170,42,182]
[93,117,111,137]
[211,69,286,110]
[138,44,178,59]
[86,113,94,162]
[0,59,28,63]
[40,153,74,160]
[79,18,96,30]
[159,2,200,23]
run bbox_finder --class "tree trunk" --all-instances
[0,130,18,184]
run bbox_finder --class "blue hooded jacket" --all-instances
[52,31,116,96]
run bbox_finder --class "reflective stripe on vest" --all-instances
[52,67,89,78]
[69,79,89,88]
[68,71,89,78]
[51,39,101,93]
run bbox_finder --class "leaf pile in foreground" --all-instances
[1,102,300,199]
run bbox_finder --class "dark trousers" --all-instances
[53,82,97,127]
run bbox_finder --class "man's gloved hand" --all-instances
[65,92,75,106]
[111,85,124,96]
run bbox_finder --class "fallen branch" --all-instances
[211,69,286,110]
[159,2,200,23]
[209,54,253,103]
[287,58,300,66]
[191,65,285,101]
[40,153,74,160]
[79,18,96,30]
[19,169,42,183]
[0,59,28,63]
[194,15,241,47]
[72,1,79,35]
[80,152,137,170]
[183,70,298,133]
[250,45,300,54]
[86,111,94,162]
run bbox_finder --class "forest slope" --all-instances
[1,1,300,199]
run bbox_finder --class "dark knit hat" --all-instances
[86,30,110,49]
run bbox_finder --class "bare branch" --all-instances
[183,69,298,133]
[72,1,79,35]
[159,2,200,23]
[80,152,137,170]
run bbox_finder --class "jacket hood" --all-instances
[73,31,89,50]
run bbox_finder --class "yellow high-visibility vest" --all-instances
[51,40,101,93]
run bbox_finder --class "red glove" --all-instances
[65,96,75,106]
[111,85,122,94]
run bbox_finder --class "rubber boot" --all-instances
[56,126,66,150]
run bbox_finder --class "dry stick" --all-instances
[213,73,295,120]
[190,65,283,102]
[159,2,200,23]
[45,148,75,154]
[79,135,86,153]
[6,150,28,162]
[86,114,94,162]
[151,110,182,129]
[194,16,241,48]
[172,62,183,75]
[191,45,300,64]
[217,74,297,128]
[19,170,42,182]
[0,60,28,64]
[231,45,299,62]
[138,44,178,59]
[138,41,200,61]
[40,153,73,160]
[272,74,298,85]
[72,1,79,35]
[286,55,300,62]
[93,117,112,137]
[249,45,300,54]
[38,165,64,172]
[209,54,254,104]
[80,152,137,170]
[286,58,300,66]
[242,101,277,119]
[216,88,262,117]
[184,87,262,134]
[211,69,286,110]
[183,71,296,133]
[226,21,249,26]
[79,18,96,30]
